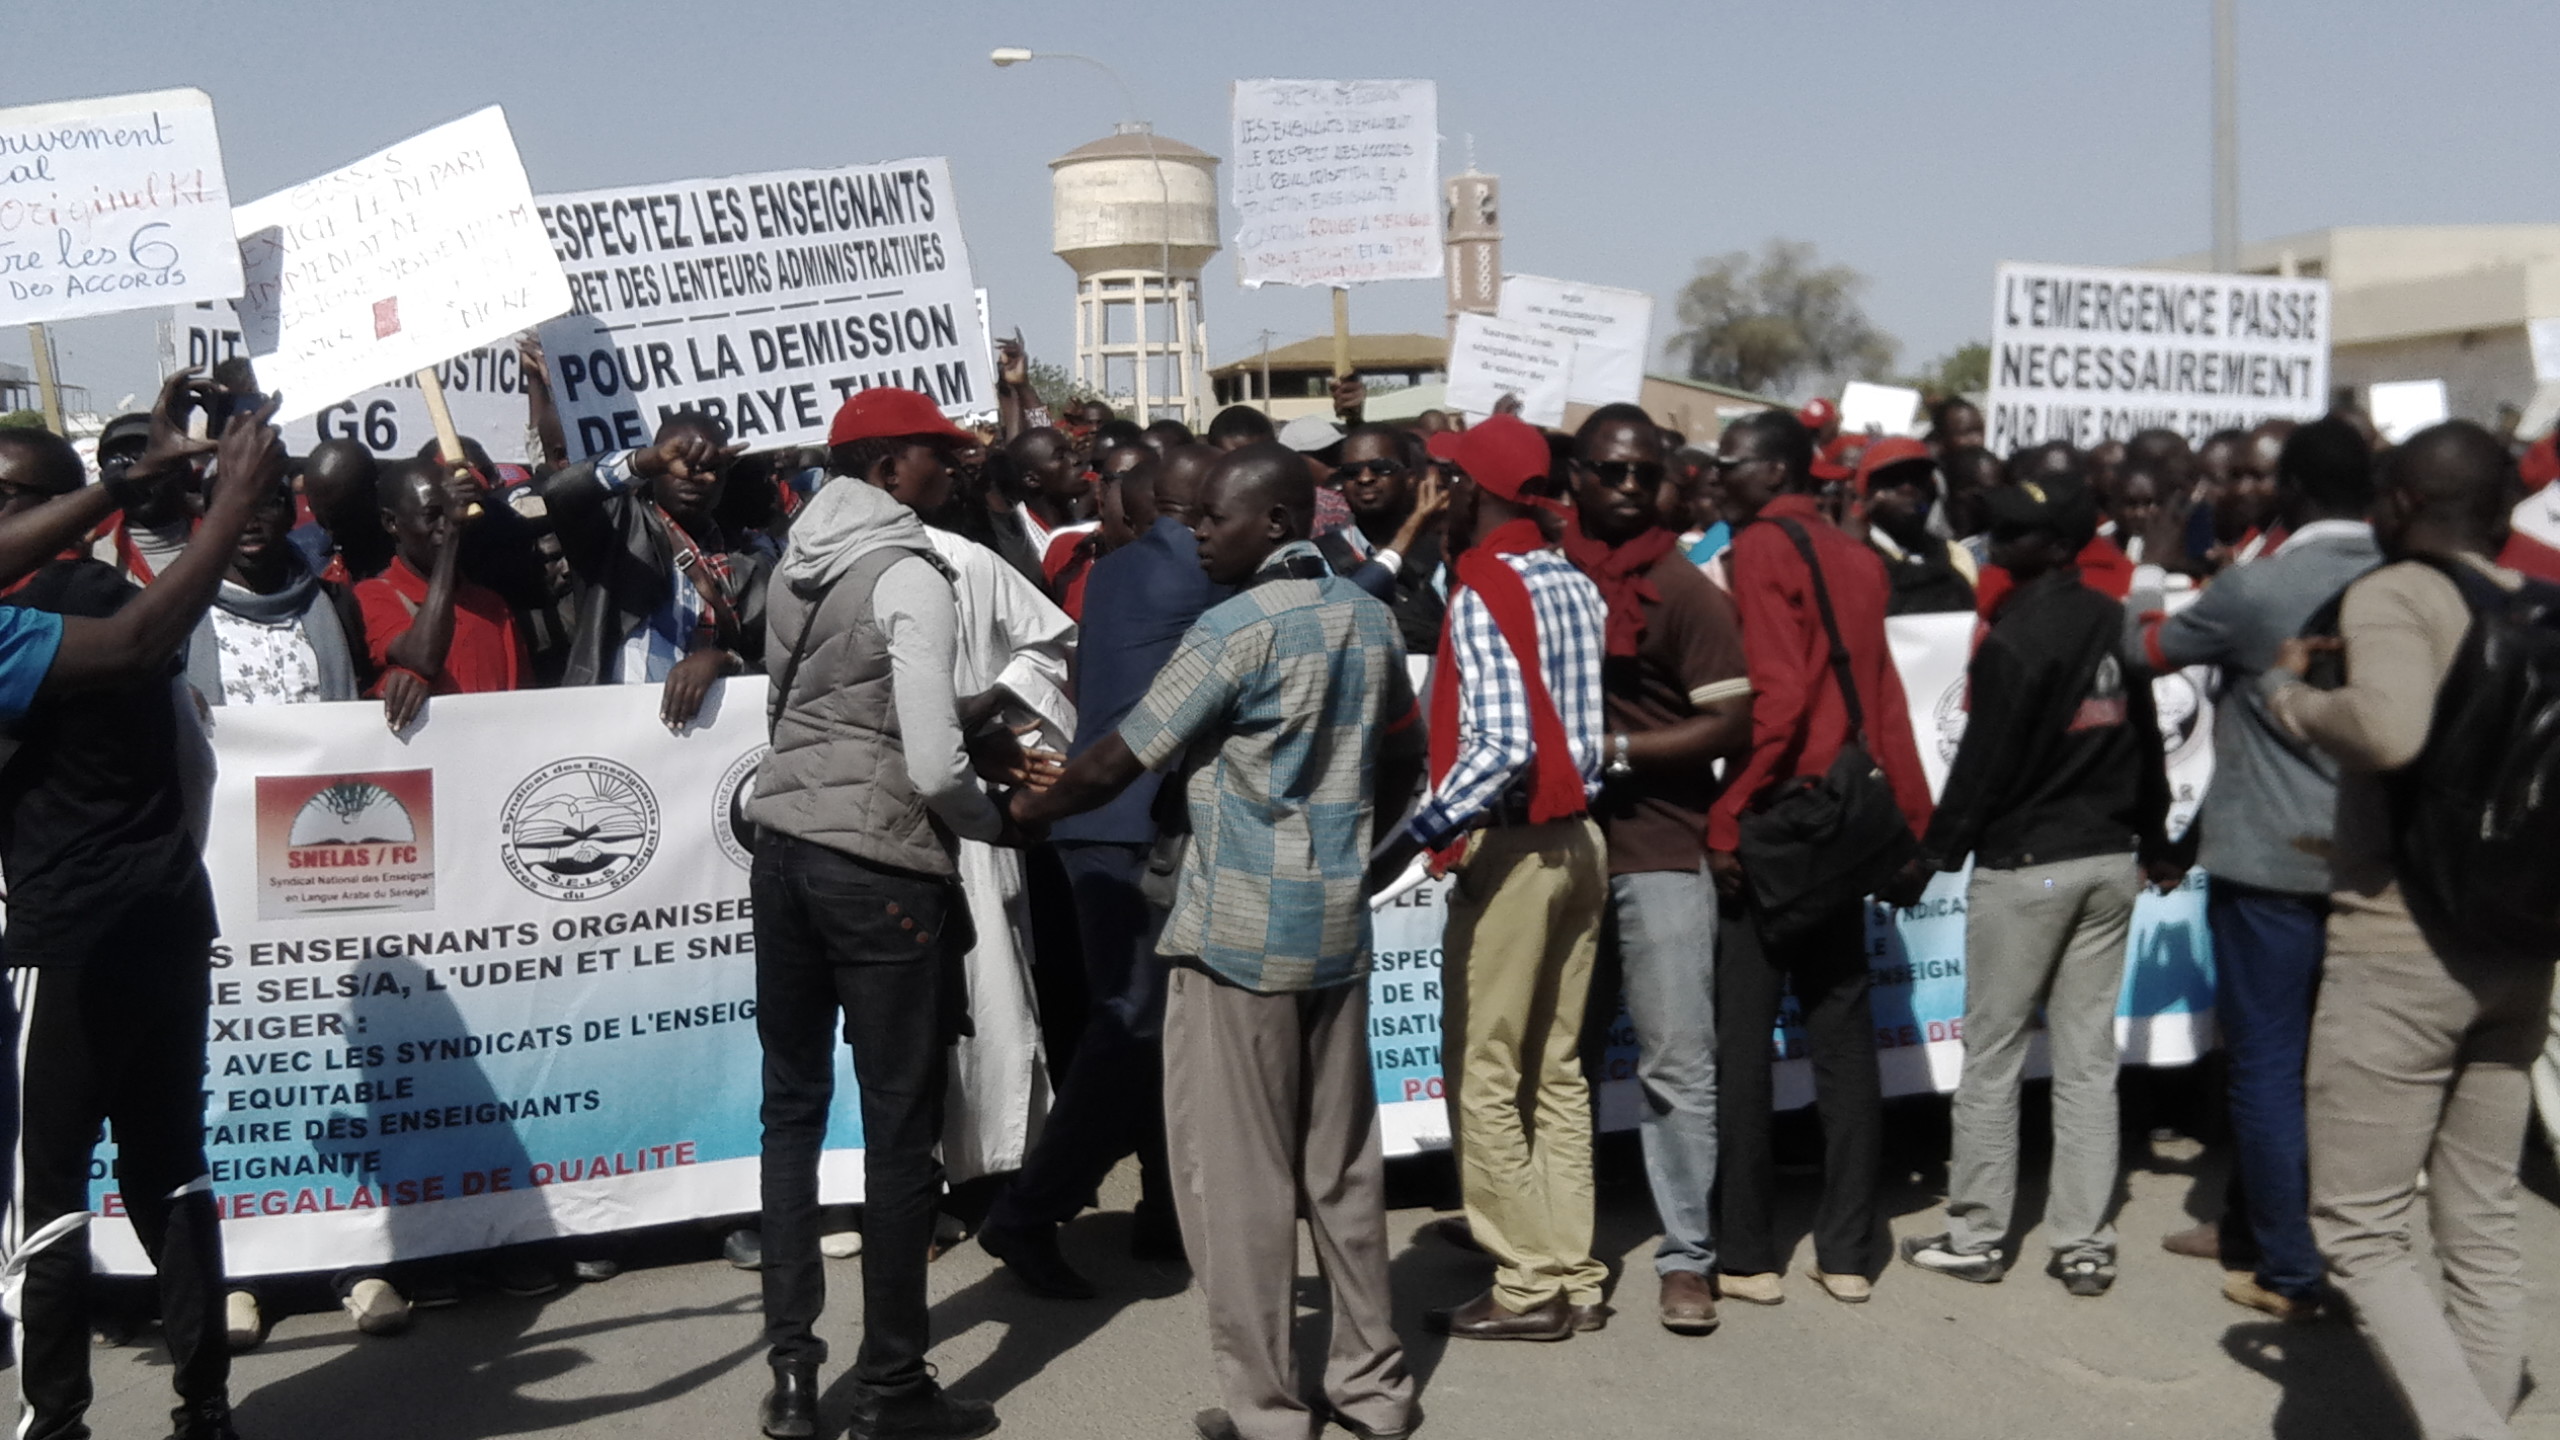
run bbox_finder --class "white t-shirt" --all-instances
[208,608,323,706]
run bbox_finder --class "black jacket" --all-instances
[1922,566,2170,871]
[543,460,768,686]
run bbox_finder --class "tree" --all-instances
[1903,342,1989,400]
[1026,358,1107,414]
[1670,239,1898,398]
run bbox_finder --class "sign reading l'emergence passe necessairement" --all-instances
[533,159,991,457]
[1986,260,2330,454]
[0,88,244,325]
[1229,79,1441,288]
[230,107,570,426]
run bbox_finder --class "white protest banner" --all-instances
[2368,378,2450,444]
[1496,273,1653,407]
[164,300,530,462]
[1838,380,1923,438]
[2532,318,2560,384]
[84,681,908,1276]
[232,107,569,426]
[533,159,989,458]
[1444,313,1571,428]
[1986,260,2329,454]
[0,88,243,325]
[1229,79,1440,288]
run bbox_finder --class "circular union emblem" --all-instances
[1931,678,1969,765]
[499,757,660,901]
[2153,668,2211,770]
[714,746,769,871]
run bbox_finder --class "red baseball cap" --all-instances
[1797,397,1837,432]
[827,387,973,447]
[1853,436,1934,495]
[1429,413,1550,501]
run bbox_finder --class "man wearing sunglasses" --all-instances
[1558,405,1754,1335]
[1337,424,1448,654]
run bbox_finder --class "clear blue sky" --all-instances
[13,0,2557,411]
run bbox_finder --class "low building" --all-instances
[1209,333,1446,422]
[2145,225,2560,435]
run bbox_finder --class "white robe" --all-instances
[925,527,1077,1180]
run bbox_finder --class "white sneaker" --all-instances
[342,1277,413,1336]
[224,1290,266,1351]
[821,1230,864,1259]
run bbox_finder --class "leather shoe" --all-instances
[1320,1399,1423,1439]
[1130,1209,1188,1265]
[978,1220,1096,1300]
[760,1362,819,1440]
[1423,1289,1572,1341]
[1659,1270,1719,1334]
[1568,1302,1610,1333]
[855,1380,997,1440]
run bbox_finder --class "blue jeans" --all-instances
[2209,878,2330,1300]
[1608,868,1718,1276]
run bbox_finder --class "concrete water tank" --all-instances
[1050,123,1220,278]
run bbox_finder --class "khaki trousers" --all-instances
[1163,967,1413,1440]
[1439,817,1610,1309]
[2307,892,2556,1440]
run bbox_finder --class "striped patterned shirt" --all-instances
[1408,547,1607,847]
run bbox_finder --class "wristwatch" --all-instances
[1605,732,1633,779]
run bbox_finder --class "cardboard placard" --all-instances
[1230,79,1440,288]
[231,107,569,425]
[533,159,988,457]
[1496,273,1653,407]
[165,301,530,461]
[1444,313,1570,428]
[1985,260,2329,454]
[2368,378,2450,444]
[0,88,243,325]
[1838,380,1923,438]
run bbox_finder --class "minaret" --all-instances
[1444,162,1501,339]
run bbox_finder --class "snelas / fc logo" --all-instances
[500,758,660,901]
[255,770,436,920]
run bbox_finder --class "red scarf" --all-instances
[1558,522,1675,658]
[1428,518,1588,851]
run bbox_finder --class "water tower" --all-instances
[1050,123,1219,426]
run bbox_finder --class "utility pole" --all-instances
[2212,0,2240,272]
[1255,329,1275,416]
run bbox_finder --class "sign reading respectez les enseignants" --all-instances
[0,87,244,325]
[534,159,991,458]
[1986,260,2329,454]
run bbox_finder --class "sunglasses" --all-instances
[1582,460,1665,488]
[1333,459,1407,482]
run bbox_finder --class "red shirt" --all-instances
[2499,528,2560,584]
[1042,530,1100,622]
[355,556,528,696]
[1972,534,2134,617]
[1707,495,1934,852]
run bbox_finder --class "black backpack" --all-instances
[2387,557,2560,962]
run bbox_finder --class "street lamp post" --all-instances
[992,47,1178,421]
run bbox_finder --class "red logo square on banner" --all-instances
[373,297,401,338]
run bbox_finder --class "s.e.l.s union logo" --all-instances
[255,770,436,920]
[713,745,768,871]
[499,757,660,901]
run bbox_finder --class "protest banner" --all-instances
[85,681,882,1276]
[1369,610,2222,1155]
[2367,378,2449,444]
[1444,312,1572,428]
[1496,273,1653,408]
[0,88,243,327]
[532,159,990,459]
[1985,260,2329,454]
[1838,380,1923,438]
[163,300,531,462]
[1229,79,1440,289]
[230,107,569,428]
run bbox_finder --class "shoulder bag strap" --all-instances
[1770,517,1869,743]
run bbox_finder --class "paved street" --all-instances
[47,1124,2560,1440]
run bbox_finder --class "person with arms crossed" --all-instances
[1009,444,1423,1440]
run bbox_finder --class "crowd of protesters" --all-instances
[0,330,2553,1440]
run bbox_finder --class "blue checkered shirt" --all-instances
[1407,547,1607,848]
[1118,542,1422,993]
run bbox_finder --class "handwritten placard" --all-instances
[0,88,243,325]
[1497,273,1654,407]
[1230,79,1440,288]
[232,107,569,424]
[1445,313,1571,428]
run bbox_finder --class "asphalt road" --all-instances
[44,1124,2560,1440]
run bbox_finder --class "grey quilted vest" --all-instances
[745,544,955,876]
